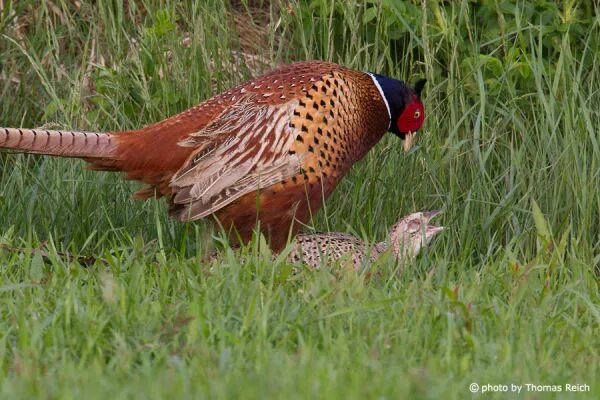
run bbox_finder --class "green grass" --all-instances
[0,0,598,398]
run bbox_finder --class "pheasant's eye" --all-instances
[407,221,422,234]
[414,110,421,119]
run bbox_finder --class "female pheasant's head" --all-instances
[368,74,427,152]
[388,210,444,261]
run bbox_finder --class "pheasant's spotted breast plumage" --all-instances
[287,71,388,184]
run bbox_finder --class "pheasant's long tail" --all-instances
[0,127,117,159]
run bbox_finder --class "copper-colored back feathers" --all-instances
[0,61,394,250]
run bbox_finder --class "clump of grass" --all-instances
[0,0,598,398]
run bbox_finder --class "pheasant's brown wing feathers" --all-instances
[169,95,303,221]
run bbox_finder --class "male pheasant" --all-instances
[0,61,426,251]
[289,211,443,269]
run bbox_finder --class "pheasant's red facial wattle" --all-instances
[397,96,425,134]
[396,95,425,152]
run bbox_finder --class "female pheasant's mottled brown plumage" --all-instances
[289,211,444,269]
[0,61,422,251]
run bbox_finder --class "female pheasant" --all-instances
[289,211,443,269]
[0,61,426,251]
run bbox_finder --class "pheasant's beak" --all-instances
[403,131,416,152]
[426,226,445,236]
[422,211,444,241]
[422,210,442,222]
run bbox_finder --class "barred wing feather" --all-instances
[170,95,302,221]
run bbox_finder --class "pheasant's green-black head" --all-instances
[368,73,426,151]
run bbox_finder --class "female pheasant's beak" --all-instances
[420,210,445,244]
[422,210,442,220]
[403,131,416,152]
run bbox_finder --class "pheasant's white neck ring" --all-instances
[367,73,391,130]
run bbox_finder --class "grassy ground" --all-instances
[0,1,598,398]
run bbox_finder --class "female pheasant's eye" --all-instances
[407,221,421,234]
[414,110,421,119]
